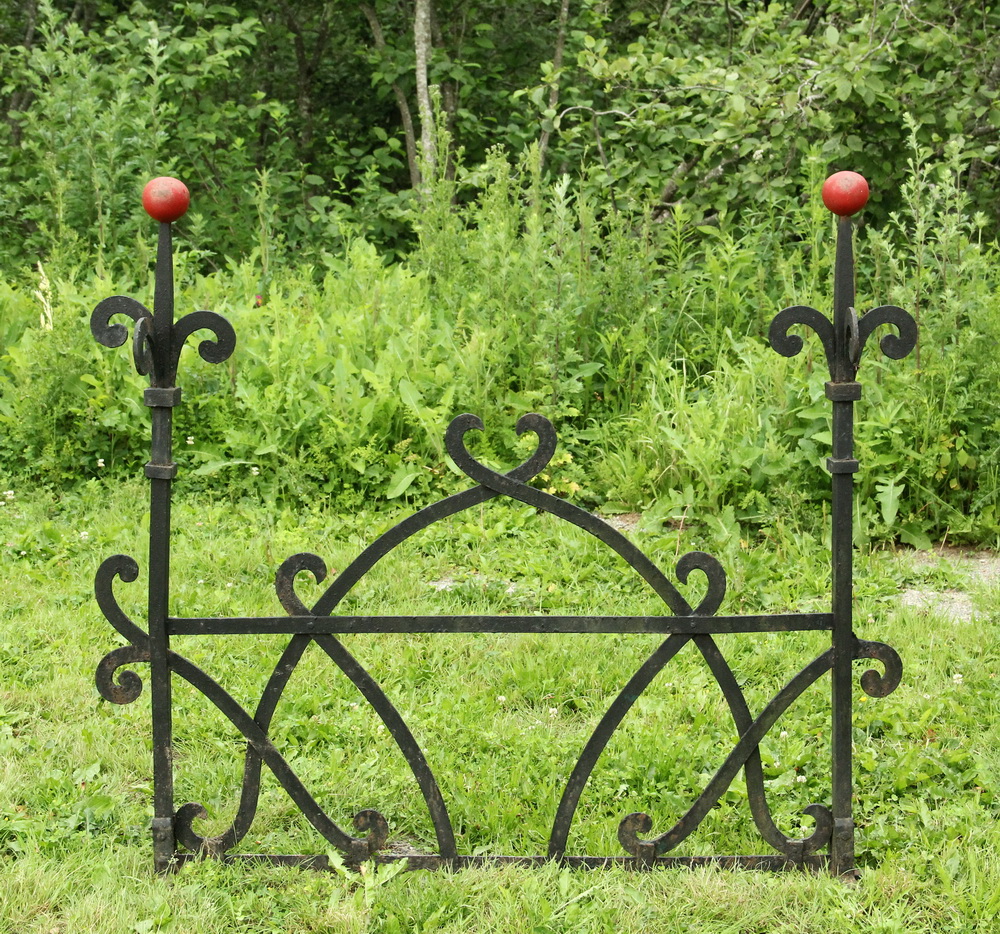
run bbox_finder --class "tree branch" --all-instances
[538,0,572,174]
[360,3,421,189]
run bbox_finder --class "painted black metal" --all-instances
[166,613,832,635]
[92,210,914,877]
[171,852,830,872]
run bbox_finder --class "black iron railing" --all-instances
[93,172,916,877]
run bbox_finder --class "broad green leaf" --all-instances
[834,76,853,101]
[876,478,904,526]
[386,465,420,499]
[399,378,425,414]
[191,458,253,476]
[900,523,933,551]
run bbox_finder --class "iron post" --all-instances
[91,177,235,872]
[770,170,917,876]
[828,213,860,877]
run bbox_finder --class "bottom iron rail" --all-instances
[169,852,830,873]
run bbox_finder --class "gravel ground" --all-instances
[896,545,1000,621]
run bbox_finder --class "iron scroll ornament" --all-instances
[615,638,902,863]
[95,413,901,870]
[769,303,917,378]
[90,294,235,386]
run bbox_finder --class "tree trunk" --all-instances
[278,0,332,160]
[429,6,458,180]
[5,1,41,145]
[360,3,422,189]
[414,0,436,178]
[538,0,571,174]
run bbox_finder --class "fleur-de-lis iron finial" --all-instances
[769,171,917,386]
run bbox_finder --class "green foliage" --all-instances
[3,138,1000,546]
[0,267,152,485]
[519,0,1000,230]
[0,2,295,273]
[853,127,1000,545]
[3,1,1000,270]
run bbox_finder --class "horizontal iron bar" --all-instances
[172,852,828,872]
[167,613,832,636]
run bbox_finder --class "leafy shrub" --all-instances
[2,141,999,546]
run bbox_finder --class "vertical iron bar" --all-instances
[147,221,177,872]
[828,215,859,876]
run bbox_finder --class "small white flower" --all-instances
[376,723,386,733]
[548,707,558,717]
[186,436,194,445]
[496,695,506,704]
[96,458,105,468]
[79,531,89,540]
[198,579,205,584]
[250,466,260,476]
[19,550,26,555]
[796,775,807,783]
[953,673,964,684]
[779,730,788,739]
[4,490,14,499]
[349,702,358,710]
[226,582,233,588]
[923,693,931,699]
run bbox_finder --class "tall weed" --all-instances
[858,124,1000,543]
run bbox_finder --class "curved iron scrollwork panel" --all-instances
[91,177,911,875]
[93,414,901,869]
[215,413,732,864]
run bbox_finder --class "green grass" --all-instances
[2,480,1000,932]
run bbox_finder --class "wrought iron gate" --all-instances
[93,174,916,876]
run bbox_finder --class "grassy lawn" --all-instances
[2,480,999,933]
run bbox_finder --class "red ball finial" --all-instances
[821,171,869,217]
[142,177,190,223]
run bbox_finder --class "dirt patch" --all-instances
[895,546,1000,621]
[600,512,642,532]
[898,588,977,621]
